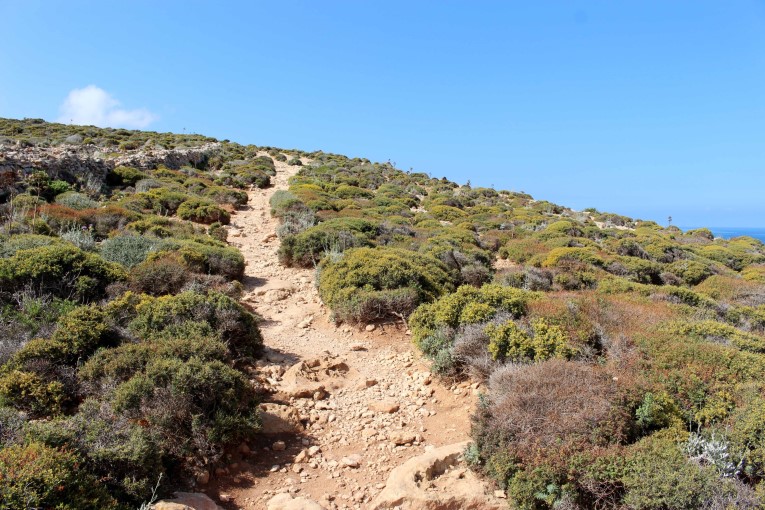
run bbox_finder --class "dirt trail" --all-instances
[216,158,481,509]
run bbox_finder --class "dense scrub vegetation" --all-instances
[6,118,765,508]
[265,148,765,507]
[0,118,303,507]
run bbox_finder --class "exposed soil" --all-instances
[198,158,486,509]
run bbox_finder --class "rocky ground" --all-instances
[158,157,505,509]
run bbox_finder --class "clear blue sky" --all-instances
[2,1,764,228]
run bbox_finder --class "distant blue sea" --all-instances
[681,227,765,243]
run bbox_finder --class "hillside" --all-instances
[2,117,765,509]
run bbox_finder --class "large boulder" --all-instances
[370,442,504,510]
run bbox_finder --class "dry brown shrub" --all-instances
[487,359,629,454]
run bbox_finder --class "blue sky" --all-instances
[2,1,764,227]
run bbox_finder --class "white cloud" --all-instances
[57,85,158,128]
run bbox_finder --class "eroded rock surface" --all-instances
[371,442,504,510]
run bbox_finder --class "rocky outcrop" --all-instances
[370,442,505,510]
[279,356,359,399]
[0,142,221,184]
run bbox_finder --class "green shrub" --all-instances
[635,391,683,432]
[664,320,765,354]
[60,225,96,251]
[203,186,248,207]
[129,254,189,295]
[622,430,719,509]
[667,260,713,286]
[107,165,147,186]
[49,179,72,196]
[129,291,262,359]
[279,218,378,267]
[335,185,374,199]
[100,235,159,268]
[55,191,98,210]
[112,357,259,461]
[142,188,190,215]
[539,247,604,269]
[0,442,117,509]
[134,178,163,193]
[0,244,126,302]
[148,239,245,280]
[25,399,162,503]
[0,234,62,258]
[409,284,531,344]
[486,318,574,363]
[177,197,231,225]
[0,370,65,417]
[318,247,455,323]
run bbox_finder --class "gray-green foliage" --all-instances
[100,235,159,268]
[55,191,98,210]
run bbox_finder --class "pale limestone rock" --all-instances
[370,442,505,510]
[266,493,323,510]
[153,492,223,510]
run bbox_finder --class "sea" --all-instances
[681,227,765,243]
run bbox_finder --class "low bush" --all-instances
[112,357,259,462]
[470,360,630,495]
[55,191,98,210]
[129,254,190,295]
[486,317,574,363]
[60,225,96,251]
[177,197,231,225]
[0,370,65,416]
[107,165,147,186]
[0,244,126,302]
[25,399,162,503]
[0,442,117,509]
[129,291,261,359]
[279,218,378,267]
[318,247,454,323]
[409,284,531,343]
[270,190,305,218]
[100,235,159,268]
[0,233,62,258]
[147,238,245,280]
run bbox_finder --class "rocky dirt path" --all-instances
[211,158,500,509]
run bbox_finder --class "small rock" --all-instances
[294,450,308,463]
[238,442,251,455]
[494,490,507,499]
[218,494,232,503]
[349,343,366,351]
[390,431,416,446]
[369,401,399,414]
[365,324,376,332]
[342,454,361,468]
[272,440,287,451]
[308,445,321,457]
[195,470,210,485]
